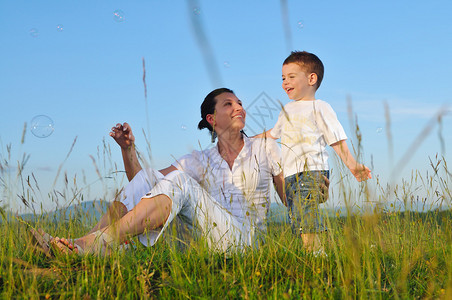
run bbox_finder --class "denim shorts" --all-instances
[286,170,329,234]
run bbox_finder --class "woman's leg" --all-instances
[56,168,164,250]
[86,201,128,235]
[69,194,172,253]
[56,170,252,254]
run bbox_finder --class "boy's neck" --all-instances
[293,94,317,101]
[293,98,316,102]
[292,90,317,101]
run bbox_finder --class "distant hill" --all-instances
[268,202,290,223]
[3,200,449,225]
[8,200,111,223]
[9,201,289,224]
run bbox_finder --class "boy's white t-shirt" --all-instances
[270,99,347,177]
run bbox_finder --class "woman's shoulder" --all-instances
[175,146,219,173]
[245,137,281,170]
[184,145,220,163]
[246,136,279,152]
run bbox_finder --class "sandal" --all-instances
[50,230,116,257]
[29,228,53,257]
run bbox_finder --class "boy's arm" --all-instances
[110,123,143,181]
[252,129,277,139]
[272,172,287,206]
[331,140,372,182]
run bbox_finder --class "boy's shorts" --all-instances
[286,170,329,234]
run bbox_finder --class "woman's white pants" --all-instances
[119,168,254,253]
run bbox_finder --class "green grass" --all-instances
[0,205,451,299]
[1,119,451,298]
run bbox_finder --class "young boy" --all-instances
[256,51,372,252]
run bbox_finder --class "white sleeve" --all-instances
[269,110,285,139]
[264,139,283,176]
[315,102,347,145]
[172,151,203,182]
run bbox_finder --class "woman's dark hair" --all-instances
[197,88,234,132]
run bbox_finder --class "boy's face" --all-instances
[282,63,317,101]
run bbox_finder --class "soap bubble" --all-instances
[297,20,304,29]
[376,127,383,134]
[193,7,201,15]
[113,9,125,22]
[29,28,39,37]
[223,61,231,68]
[30,115,54,138]
[181,125,187,131]
[56,24,64,32]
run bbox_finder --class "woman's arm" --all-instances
[111,123,180,181]
[252,129,277,139]
[110,123,142,181]
[158,165,178,176]
[272,172,286,206]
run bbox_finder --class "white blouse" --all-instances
[172,136,282,232]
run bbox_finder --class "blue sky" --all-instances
[1,0,451,212]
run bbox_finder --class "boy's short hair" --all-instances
[283,51,324,90]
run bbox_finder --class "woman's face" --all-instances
[208,92,246,133]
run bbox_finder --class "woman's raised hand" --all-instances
[109,122,135,149]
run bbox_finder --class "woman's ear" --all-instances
[308,73,318,86]
[206,114,215,127]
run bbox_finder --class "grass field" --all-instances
[1,134,451,299]
[1,197,451,298]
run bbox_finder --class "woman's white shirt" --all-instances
[172,136,282,232]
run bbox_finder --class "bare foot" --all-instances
[58,237,79,254]
[301,233,323,252]
[55,232,115,256]
[50,237,76,255]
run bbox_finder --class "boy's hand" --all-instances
[109,122,135,149]
[318,175,330,203]
[351,164,372,182]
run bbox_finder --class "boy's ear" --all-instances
[308,73,318,86]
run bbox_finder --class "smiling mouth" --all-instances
[286,88,293,93]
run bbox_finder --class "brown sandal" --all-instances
[29,228,53,258]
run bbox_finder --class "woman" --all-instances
[45,88,285,255]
